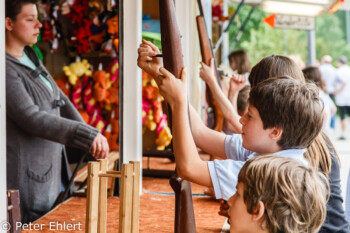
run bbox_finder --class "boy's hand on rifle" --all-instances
[199,58,216,86]
[157,67,187,109]
[228,74,247,96]
[137,40,162,79]
[218,199,230,223]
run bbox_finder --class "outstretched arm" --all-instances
[137,40,227,159]
[157,67,212,187]
[137,40,225,157]
[199,59,243,134]
[189,105,227,158]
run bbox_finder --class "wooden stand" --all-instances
[85,160,140,233]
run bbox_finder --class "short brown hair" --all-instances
[6,0,37,20]
[237,85,250,114]
[238,155,328,233]
[246,55,335,175]
[302,66,326,92]
[228,50,251,74]
[248,55,305,88]
[249,76,323,149]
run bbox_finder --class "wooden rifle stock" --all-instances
[196,15,224,132]
[159,1,196,233]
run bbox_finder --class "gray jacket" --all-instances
[6,46,99,223]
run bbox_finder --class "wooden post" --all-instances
[7,190,21,233]
[85,160,139,233]
[130,161,140,233]
[98,160,108,233]
[119,164,133,233]
[86,162,100,233]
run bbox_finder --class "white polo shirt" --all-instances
[207,134,308,200]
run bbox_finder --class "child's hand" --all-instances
[137,40,163,79]
[218,199,230,223]
[157,67,187,109]
[228,74,247,95]
[200,58,217,86]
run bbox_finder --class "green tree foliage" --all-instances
[228,4,350,66]
[315,12,350,63]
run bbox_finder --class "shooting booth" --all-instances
[7,0,341,232]
[17,0,227,232]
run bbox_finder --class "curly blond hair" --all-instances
[238,155,328,233]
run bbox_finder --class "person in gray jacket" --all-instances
[5,0,110,223]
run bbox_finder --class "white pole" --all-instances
[307,30,316,66]
[122,0,142,183]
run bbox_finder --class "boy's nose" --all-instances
[239,115,246,125]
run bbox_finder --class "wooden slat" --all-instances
[130,161,140,233]
[86,162,100,233]
[119,164,133,233]
[98,160,108,233]
[98,174,121,178]
[106,171,121,175]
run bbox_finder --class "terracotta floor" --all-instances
[23,155,227,232]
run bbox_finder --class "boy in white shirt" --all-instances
[137,40,323,201]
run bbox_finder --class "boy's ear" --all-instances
[5,17,14,31]
[251,201,265,222]
[269,126,283,140]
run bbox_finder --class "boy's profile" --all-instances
[137,40,323,200]
[229,155,327,233]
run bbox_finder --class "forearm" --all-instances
[189,105,227,158]
[171,101,212,187]
[207,81,242,133]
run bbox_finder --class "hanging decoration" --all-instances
[57,58,120,150]
[142,71,172,151]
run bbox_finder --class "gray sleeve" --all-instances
[6,69,99,152]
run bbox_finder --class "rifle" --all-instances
[196,0,224,132]
[159,0,196,233]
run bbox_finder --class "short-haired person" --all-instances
[319,55,337,96]
[229,155,328,233]
[137,40,350,232]
[319,55,338,131]
[303,66,336,138]
[334,56,350,140]
[6,0,109,222]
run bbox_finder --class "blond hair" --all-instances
[238,155,328,233]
